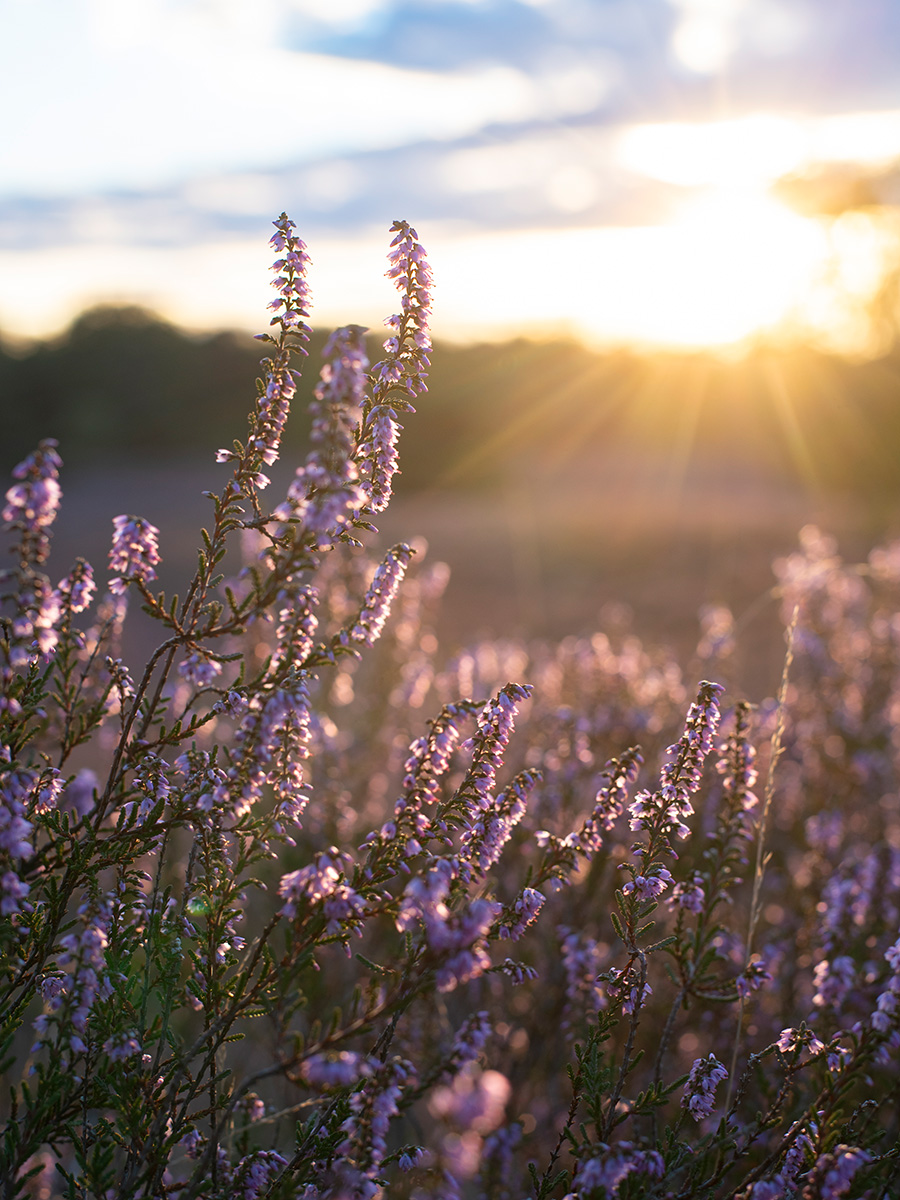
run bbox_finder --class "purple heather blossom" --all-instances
[272,584,319,670]
[218,216,311,478]
[350,543,415,646]
[218,672,312,820]
[681,1053,728,1120]
[63,769,97,820]
[736,956,773,999]
[9,576,63,665]
[234,1150,290,1200]
[178,653,222,688]
[31,769,65,815]
[777,1025,826,1058]
[566,1144,664,1199]
[102,1032,142,1062]
[108,515,161,594]
[268,214,312,336]
[371,220,432,403]
[3,439,62,565]
[445,1011,492,1075]
[605,964,652,1015]
[303,1051,373,1088]
[496,958,538,985]
[805,1145,870,1199]
[456,684,533,823]
[498,887,545,941]
[559,928,606,1025]
[34,896,111,1057]
[396,860,500,991]
[574,747,642,856]
[335,1057,415,1196]
[871,935,900,1033]
[1,871,31,916]
[57,558,96,614]
[278,846,351,916]
[669,873,706,913]
[461,768,539,877]
[272,326,370,544]
[622,867,674,900]
[479,1123,523,1199]
[0,772,35,858]
[358,406,402,514]
[627,681,724,860]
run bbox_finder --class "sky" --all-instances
[3,0,900,352]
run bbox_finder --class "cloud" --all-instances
[0,0,609,198]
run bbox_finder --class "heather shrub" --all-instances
[2,215,900,1199]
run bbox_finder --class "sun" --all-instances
[574,187,830,350]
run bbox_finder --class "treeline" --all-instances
[2,305,900,507]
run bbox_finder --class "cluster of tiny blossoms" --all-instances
[624,680,724,900]
[359,220,433,513]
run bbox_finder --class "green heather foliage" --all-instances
[3,216,900,1199]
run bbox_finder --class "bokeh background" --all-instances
[4,0,900,698]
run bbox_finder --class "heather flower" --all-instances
[350,543,415,646]
[63,769,98,820]
[776,1024,826,1058]
[272,326,372,544]
[57,558,96,614]
[268,213,313,339]
[278,846,351,916]
[461,768,540,877]
[871,935,900,1033]
[102,1032,142,1062]
[218,216,311,479]
[0,774,34,859]
[444,1011,492,1076]
[453,683,533,823]
[234,1150,290,1199]
[496,958,538,985]
[605,963,652,1014]
[622,867,674,900]
[560,928,606,1024]
[34,896,111,1057]
[219,671,312,820]
[303,1051,373,1088]
[479,1124,523,1200]
[1,871,31,916]
[497,887,545,941]
[574,746,642,857]
[358,405,402,514]
[272,583,319,670]
[736,956,773,999]
[8,575,63,665]
[669,873,705,913]
[681,1053,728,1120]
[178,652,222,688]
[625,681,723,883]
[801,1145,870,1199]
[3,439,62,565]
[396,860,500,990]
[372,220,432,402]
[566,1144,664,1199]
[108,514,161,594]
[335,1057,415,1196]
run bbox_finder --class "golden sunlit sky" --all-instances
[3,0,900,355]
